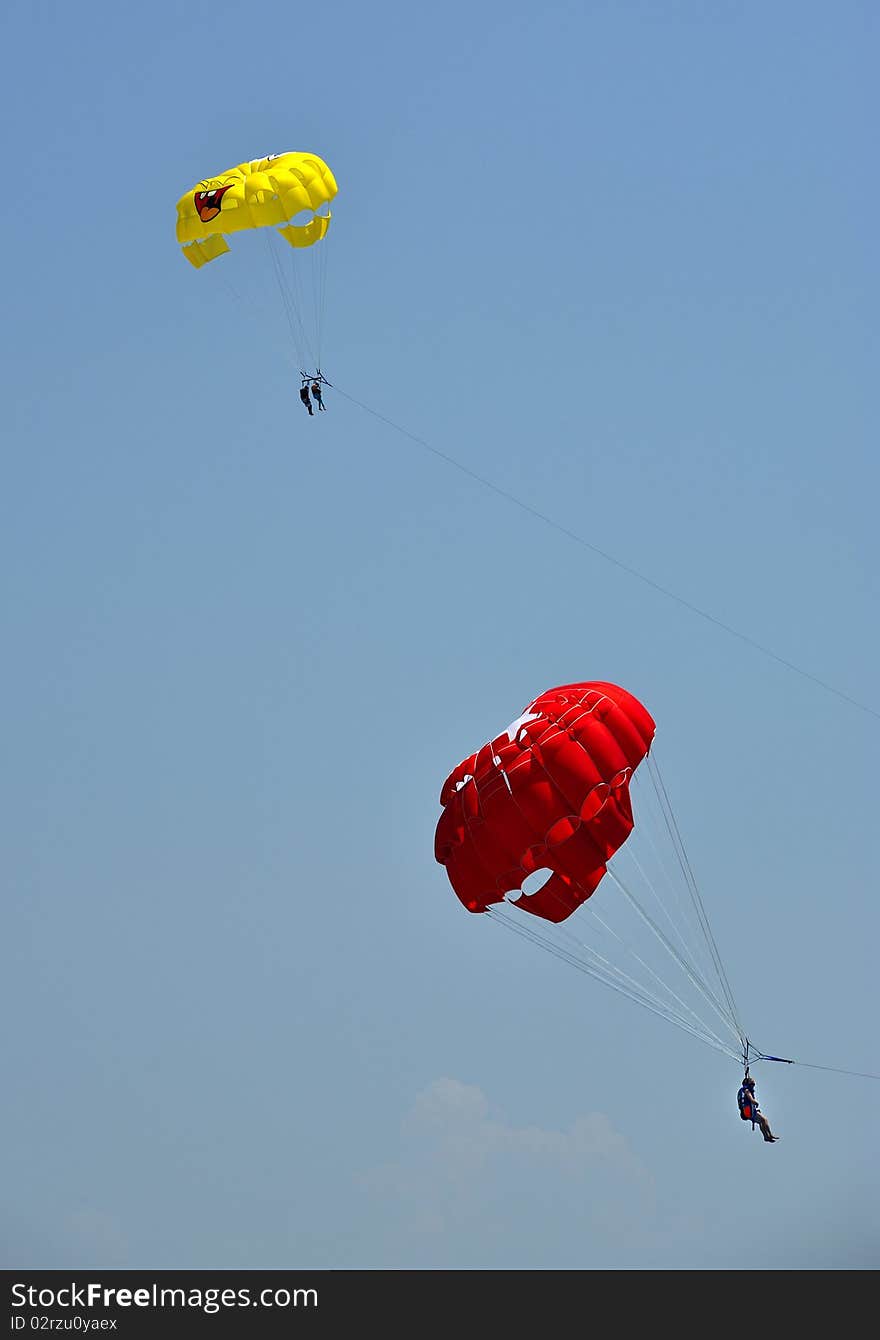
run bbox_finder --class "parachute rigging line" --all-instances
[486,905,741,1061]
[746,1042,880,1082]
[264,231,316,375]
[332,385,878,724]
[646,753,744,1041]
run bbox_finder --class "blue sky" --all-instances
[2,0,877,1269]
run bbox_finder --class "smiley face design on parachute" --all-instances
[193,184,233,223]
[176,154,338,270]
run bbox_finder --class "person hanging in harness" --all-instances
[310,380,326,411]
[299,382,314,416]
[737,1075,779,1142]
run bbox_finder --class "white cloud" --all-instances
[359,1078,670,1268]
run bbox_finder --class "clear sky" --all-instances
[2,0,877,1269]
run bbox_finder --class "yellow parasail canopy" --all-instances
[176,152,337,269]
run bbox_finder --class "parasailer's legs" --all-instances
[756,1112,778,1141]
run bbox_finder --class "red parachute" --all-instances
[434,682,655,924]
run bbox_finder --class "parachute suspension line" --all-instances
[297,224,331,378]
[613,824,718,1002]
[310,250,320,366]
[487,907,741,1061]
[316,222,331,371]
[559,904,737,1056]
[317,225,328,369]
[286,238,319,372]
[606,867,743,1052]
[264,231,297,355]
[626,770,724,994]
[264,231,314,375]
[495,732,738,1054]
[646,753,746,1047]
[623,794,744,1058]
[308,226,329,372]
[330,385,879,725]
[490,906,736,1057]
[264,231,306,371]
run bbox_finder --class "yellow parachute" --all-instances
[176,151,338,377]
[175,152,337,269]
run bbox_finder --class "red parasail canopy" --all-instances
[435,682,655,924]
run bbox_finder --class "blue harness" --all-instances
[737,1085,757,1129]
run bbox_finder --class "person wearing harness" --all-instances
[737,1075,779,1142]
[299,383,314,415]
[311,380,326,411]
